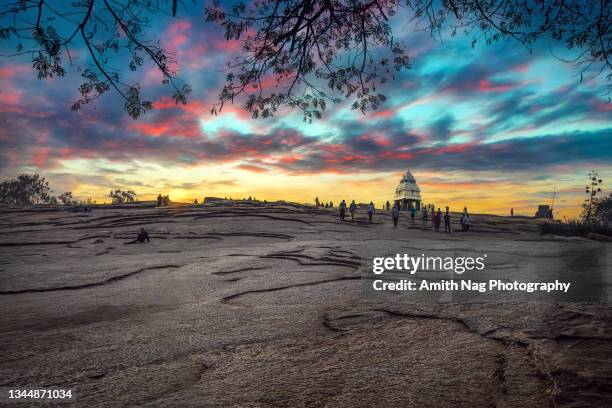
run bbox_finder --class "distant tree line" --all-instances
[0,173,55,204]
[0,173,136,205]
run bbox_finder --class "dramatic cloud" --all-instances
[0,2,610,216]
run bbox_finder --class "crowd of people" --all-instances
[316,197,473,232]
[132,196,474,245]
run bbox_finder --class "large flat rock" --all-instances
[0,203,610,407]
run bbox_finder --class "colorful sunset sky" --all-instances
[0,1,610,217]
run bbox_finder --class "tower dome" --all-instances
[394,170,422,210]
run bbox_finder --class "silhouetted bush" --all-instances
[541,218,611,237]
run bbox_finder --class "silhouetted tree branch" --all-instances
[0,0,192,119]
[207,0,611,120]
[0,0,609,120]
[206,0,411,122]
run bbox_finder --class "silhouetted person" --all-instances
[194,199,198,204]
[392,205,400,228]
[125,228,150,244]
[431,207,436,229]
[315,196,320,207]
[386,200,390,211]
[511,208,514,217]
[367,202,374,222]
[349,200,357,221]
[434,208,442,232]
[329,201,333,208]
[138,228,150,242]
[410,206,416,224]
[444,208,451,233]
[339,200,347,221]
[423,208,428,225]
[464,214,472,231]
[463,206,468,216]
[157,194,162,206]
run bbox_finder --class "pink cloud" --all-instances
[0,64,32,78]
[129,114,202,139]
[0,91,23,113]
[213,38,242,53]
[236,164,270,173]
[478,79,515,92]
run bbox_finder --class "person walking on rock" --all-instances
[431,207,436,229]
[367,202,375,222]
[434,208,442,232]
[339,200,347,221]
[444,207,451,233]
[392,204,400,228]
[349,200,357,221]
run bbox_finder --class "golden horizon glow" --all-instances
[38,158,607,219]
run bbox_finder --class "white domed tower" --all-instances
[394,170,422,210]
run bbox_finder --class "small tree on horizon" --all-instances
[582,170,604,225]
[57,191,77,205]
[109,189,137,204]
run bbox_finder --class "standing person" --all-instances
[392,204,400,228]
[315,197,320,207]
[339,200,347,221]
[367,202,375,222]
[423,208,428,225]
[463,206,468,216]
[386,201,390,211]
[444,207,451,233]
[511,208,514,217]
[349,200,357,221]
[410,206,416,224]
[330,201,334,208]
[465,214,471,231]
[434,208,442,232]
[431,207,436,229]
[460,214,465,231]
[156,194,162,206]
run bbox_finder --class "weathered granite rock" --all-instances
[0,203,610,407]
